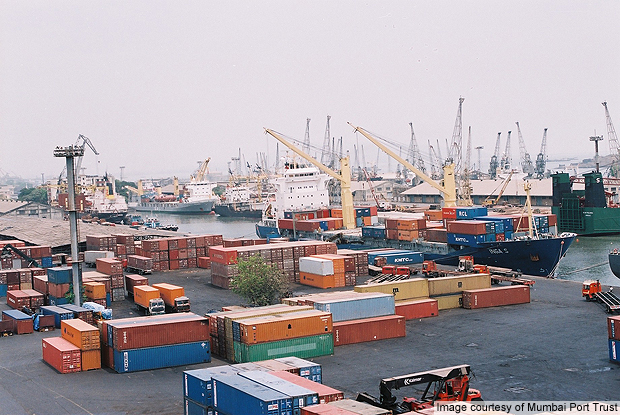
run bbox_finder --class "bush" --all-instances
[230,255,289,306]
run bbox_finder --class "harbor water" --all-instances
[153,213,620,286]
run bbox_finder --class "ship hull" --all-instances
[610,252,620,279]
[83,211,127,224]
[552,205,620,236]
[214,203,264,218]
[134,200,215,214]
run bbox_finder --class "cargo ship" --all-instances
[214,185,267,219]
[609,250,620,278]
[552,171,620,235]
[255,163,576,277]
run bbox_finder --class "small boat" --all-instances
[143,217,178,232]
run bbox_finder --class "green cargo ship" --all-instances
[552,171,620,235]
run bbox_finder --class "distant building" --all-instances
[0,200,64,219]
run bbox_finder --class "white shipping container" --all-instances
[299,257,334,276]
[84,250,115,266]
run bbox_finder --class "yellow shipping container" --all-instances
[354,278,429,301]
[433,293,463,310]
[61,319,100,351]
[427,274,491,296]
[83,282,106,300]
[133,285,161,309]
[152,283,185,306]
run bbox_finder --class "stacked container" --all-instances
[96,257,125,302]
[61,319,101,371]
[82,270,112,307]
[58,303,95,325]
[383,217,428,241]
[102,313,210,373]
[47,266,73,305]
[429,273,491,310]
[124,274,148,298]
[40,305,75,328]
[608,316,620,364]
[42,337,81,373]
[126,255,153,275]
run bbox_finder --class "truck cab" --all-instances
[173,296,191,313]
[583,279,602,300]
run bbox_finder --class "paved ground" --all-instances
[0,269,618,415]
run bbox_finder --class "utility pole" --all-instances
[120,166,125,181]
[53,145,84,306]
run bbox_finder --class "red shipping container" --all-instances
[194,236,205,247]
[270,371,344,404]
[395,299,439,320]
[607,316,620,341]
[442,206,457,219]
[178,248,188,259]
[42,337,81,373]
[211,274,233,289]
[21,289,44,309]
[386,229,399,240]
[396,218,427,231]
[495,232,505,241]
[169,259,180,270]
[48,283,71,298]
[209,246,238,265]
[6,290,30,309]
[333,315,406,346]
[108,313,209,351]
[177,237,188,249]
[198,256,211,269]
[169,249,179,260]
[462,285,530,309]
[96,258,123,275]
[167,238,179,250]
[33,275,48,294]
[446,220,488,235]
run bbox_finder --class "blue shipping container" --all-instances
[609,339,619,363]
[313,293,395,322]
[48,295,69,306]
[2,309,32,321]
[274,356,322,384]
[447,233,485,247]
[375,251,424,265]
[456,206,488,219]
[212,374,293,415]
[114,340,210,373]
[184,365,240,407]
[505,230,513,240]
[473,216,512,232]
[47,266,72,284]
[0,284,7,297]
[366,250,412,264]
[41,257,53,268]
[239,370,319,410]
[361,226,386,239]
[40,305,74,328]
[58,303,91,317]
[184,398,218,415]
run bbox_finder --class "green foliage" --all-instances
[213,185,226,197]
[115,179,137,201]
[230,255,289,306]
[64,284,87,304]
[18,187,48,204]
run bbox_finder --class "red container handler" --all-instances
[42,337,81,373]
[333,315,406,346]
[395,299,439,320]
[270,370,344,404]
[108,313,209,351]
[462,285,530,309]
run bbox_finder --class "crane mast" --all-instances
[428,140,441,180]
[516,122,534,176]
[320,115,332,168]
[303,118,311,154]
[535,128,548,179]
[460,126,473,206]
[264,128,355,229]
[500,131,512,173]
[603,101,620,178]
[350,123,457,207]
[449,97,465,175]
[489,132,501,179]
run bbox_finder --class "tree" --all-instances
[229,255,289,306]
[18,187,48,204]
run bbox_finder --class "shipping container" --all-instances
[312,293,395,322]
[333,315,406,346]
[301,404,359,415]
[47,266,72,284]
[608,316,620,341]
[184,398,218,415]
[81,349,102,371]
[184,365,241,407]
[253,359,298,373]
[233,334,334,363]
[212,374,292,415]
[57,304,94,325]
[270,371,342,402]
[48,282,71,299]
[239,310,333,344]
[133,285,161,309]
[152,283,185,307]
[21,288,44,309]
[462,285,530,309]
[361,226,386,239]
[61,319,100,350]
[299,257,334,276]
[328,399,392,414]
[113,340,210,373]
[2,309,33,334]
[432,293,463,310]
[394,298,438,320]
[83,250,115,266]
[427,274,491,296]
[354,278,429,301]
[6,290,30,309]
[239,370,320,411]
[455,206,488,219]
[274,356,322,383]
[42,337,81,373]
[299,273,335,289]
[609,339,619,363]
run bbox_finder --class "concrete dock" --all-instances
[0,269,617,415]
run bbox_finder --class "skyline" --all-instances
[1,1,619,182]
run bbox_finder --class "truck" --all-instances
[83,250,115,267]
[133,285,165,315]
[583,279,620,313]
[152,283,190,313]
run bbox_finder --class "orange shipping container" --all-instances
[42,337,81,374]
[424,210,443,221]
[61,319,100,351]
[330,208,343,218]
[362,216,372,226]
[133,285,160,308]
[81,349,101,371]
[239,310,333,344]
[95,258,123,275]
[395,299,439,320]
[333,315,406,346]
[197,256,211,269]
[299,272,335,289]
[84,282,106,300]
[152,283,185,306]
[396,218,427,231]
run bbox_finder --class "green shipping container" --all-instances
[233,334,334,363]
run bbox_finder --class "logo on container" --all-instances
[123,352,129,371]
[268,404,279,411]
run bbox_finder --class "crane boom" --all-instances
[264,128,356,229]
[603,101,620,177]
[349,123,457,207]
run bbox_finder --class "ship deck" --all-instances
[0,270,617,414]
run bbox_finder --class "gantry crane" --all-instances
[500,131,512,173]
[489,132,501,179]
[449,97,465,175]
[320,115,332,168]
[535,128,548,179]
[603,101,620,178]
[350,123,457,207]
[408,122,426,183]
[192,158,211,183]
[303,118,311,154]
[428,140,441,180]
[515,122,534,176]
[264,128,356,229]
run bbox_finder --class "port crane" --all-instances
[349,123,457,207]
[428,140,442,180]
[489,132,501,179]
[407,123,426,179]
[500,131,512,173]
[516,122,535,176]
[483,170,514,206]
[264,128,356,229]
[460,126,473,206]
[603,101,620,178]
[535,128,548,179]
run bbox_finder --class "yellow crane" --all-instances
[264,128,356,230]
[348,123,458,207]
[482,170,514,207]
[193,158,211,182]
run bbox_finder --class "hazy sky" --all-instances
[1,1,619,182]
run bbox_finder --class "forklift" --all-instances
[356,364,482,414]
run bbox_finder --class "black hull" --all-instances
[82,211,127,224]
[214,204,263,219]
[610,252,620,279]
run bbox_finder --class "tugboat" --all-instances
[143,217,178,232]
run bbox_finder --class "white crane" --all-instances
[489,132,501,179]
[516,122,535,176]
[603,101,620,177]
[500,131,512,173]
[535,128,548,179]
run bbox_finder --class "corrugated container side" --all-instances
[113,341,210,373]
[300,272,336,289]
[354,278,429,301]
[233,334,334,363]
[81,349,102,371]
[61,319,100,350]
[238,370,320,407]
[394,298,438,320]
[42,337,81,374]
[333,315,406,346]
[312,294,395,322]
[274,356,322,383]
[184,366,241,407]
[270,370,342,402]
[427,274,491,296]
[212,374,292,415]
[328,399,392,414]
[239,310,333,344]
[40,305,75,328]
[433,293,463,310]
[462,285,530,309]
